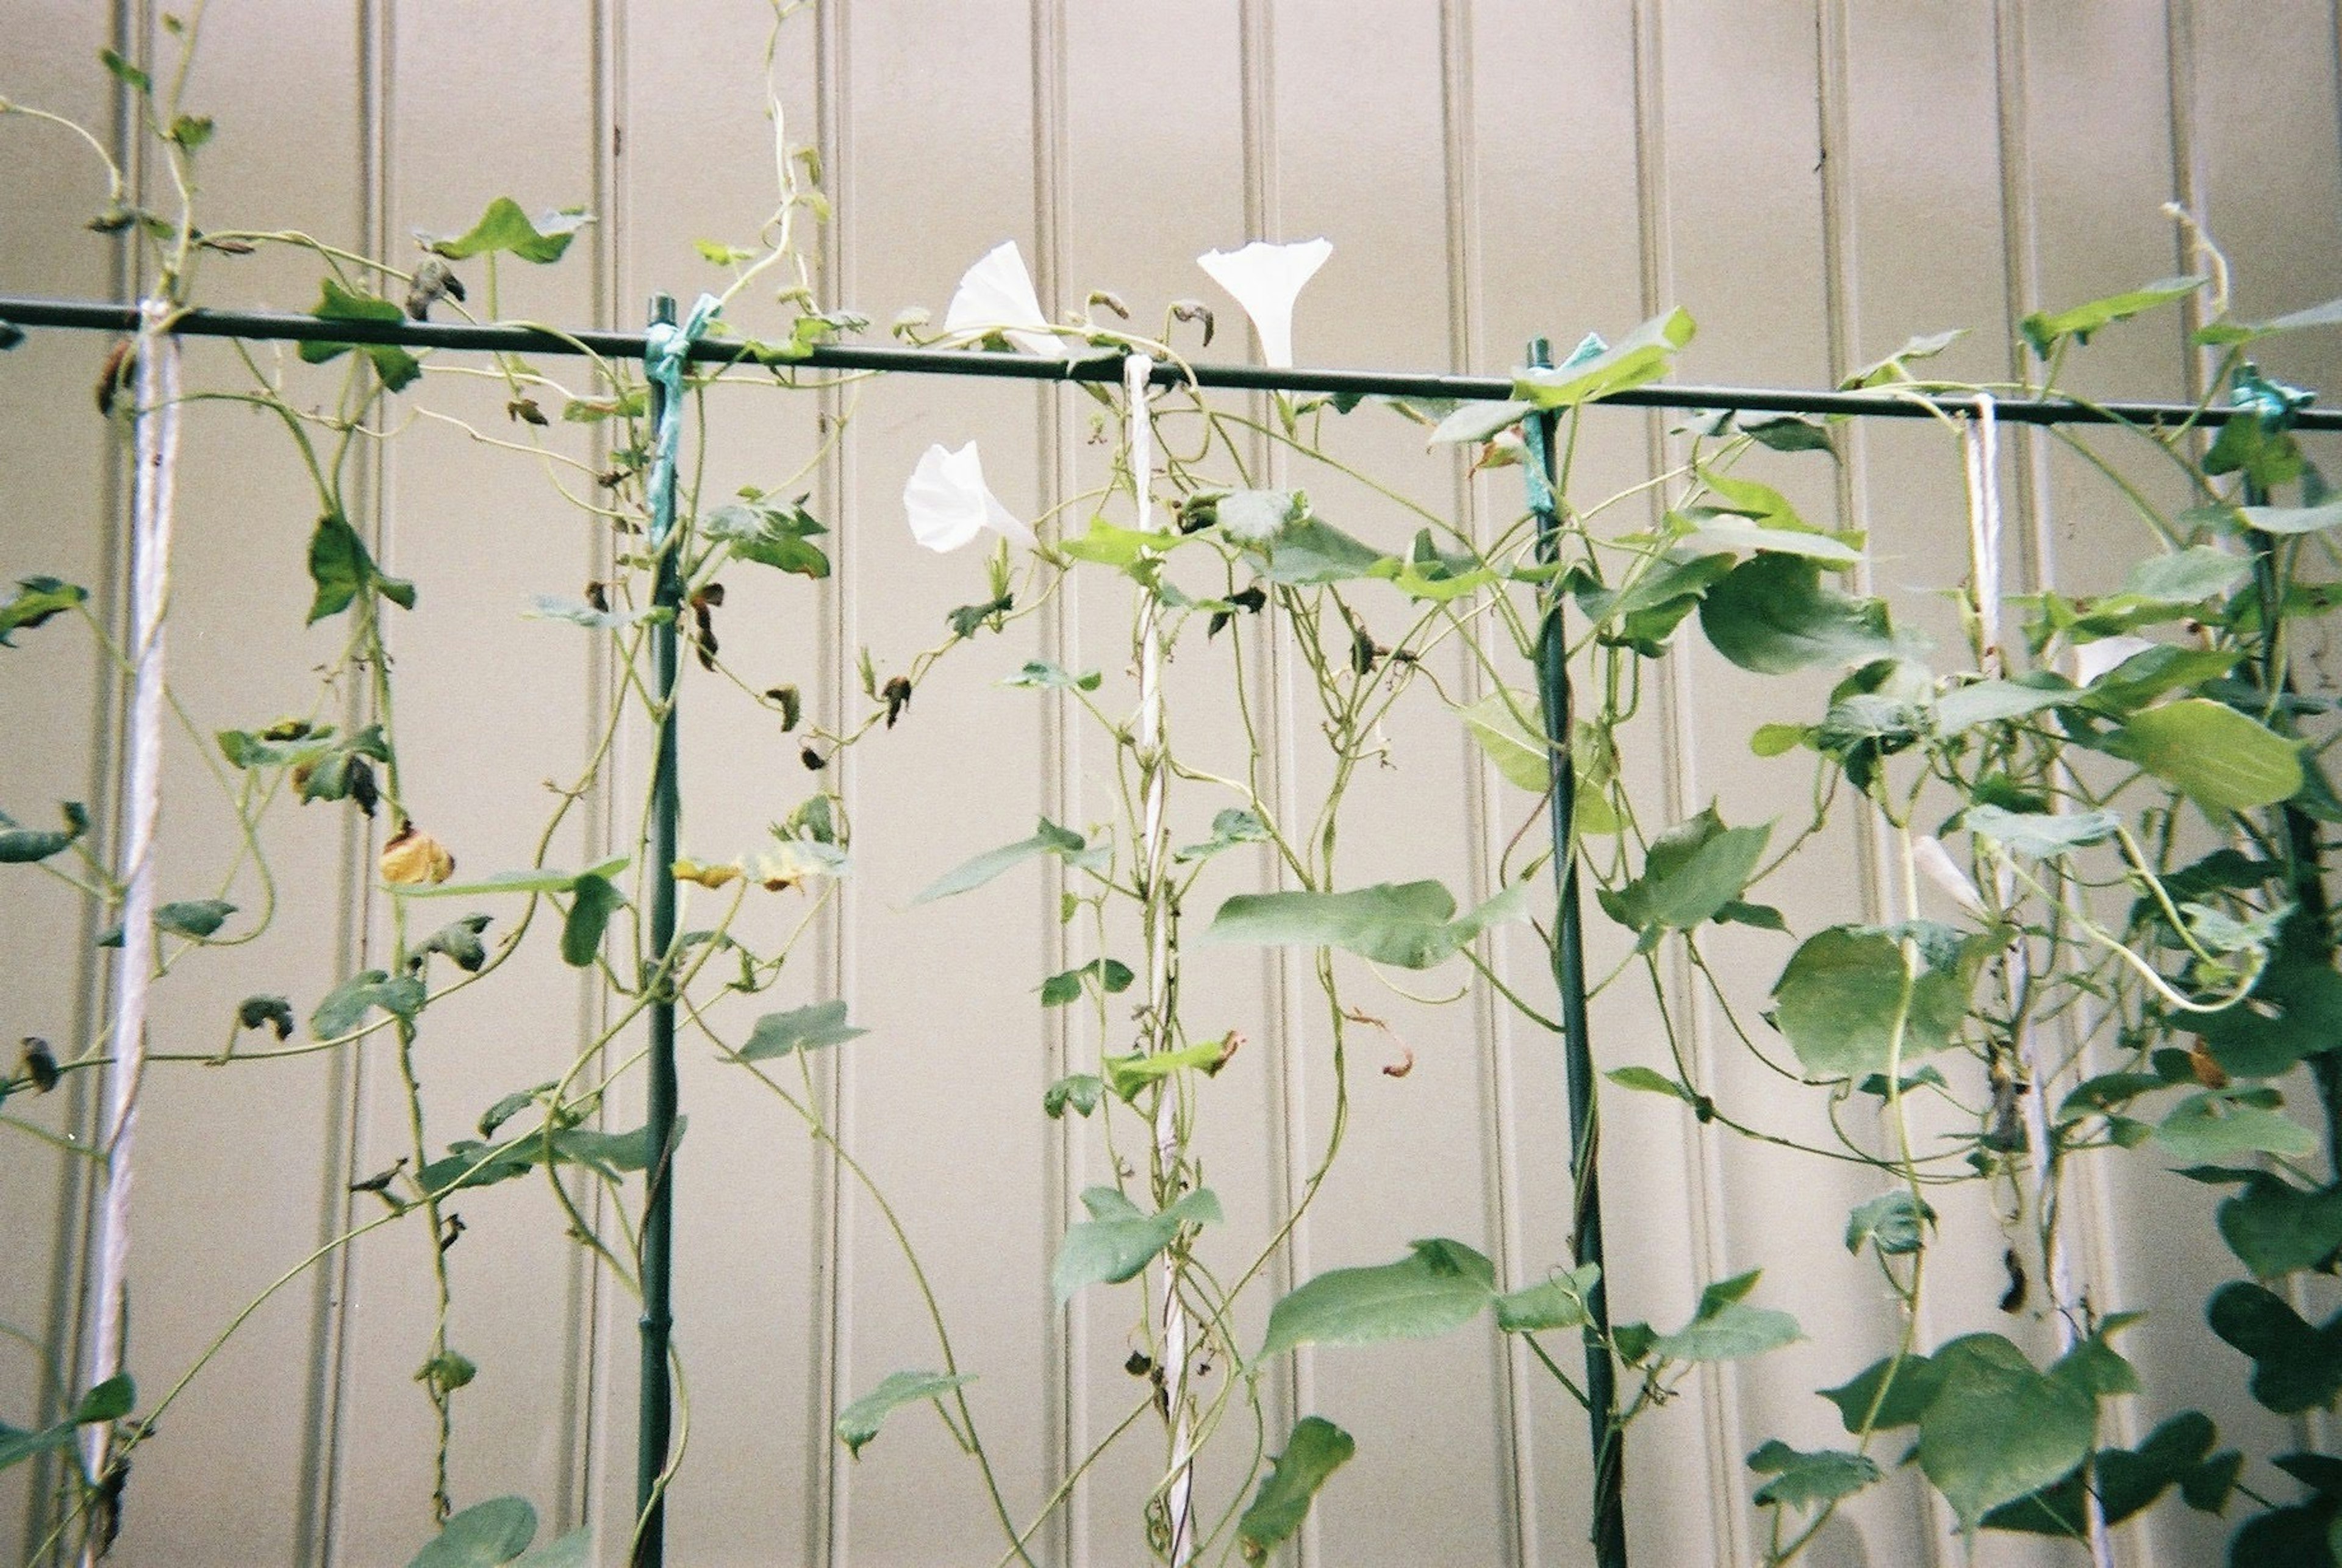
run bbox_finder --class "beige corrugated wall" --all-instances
[4,2,2341,1564]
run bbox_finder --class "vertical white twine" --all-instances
[79,301,181,1552]
[1126,353,1194,1564]
[1963,396,2111,1568]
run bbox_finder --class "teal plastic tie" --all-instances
[2232,360,2316,432]
[643,292,723,550]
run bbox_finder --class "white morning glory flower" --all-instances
[1197,237,1333,368]
[943,240,1064,358]
[2069,634,2156,687]
[1914,836,1988,920]
[904,440,1033,553]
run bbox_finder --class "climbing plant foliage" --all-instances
[3,7,2342,1567]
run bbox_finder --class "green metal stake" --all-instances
[636,292,683,1568]
[1522,337,1627,1568]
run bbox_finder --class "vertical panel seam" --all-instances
[812,3,853,1561]
[1028,0,1084,1559]
[34,3,140,1560]
[1436,3,1533,1566]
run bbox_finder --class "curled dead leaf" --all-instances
[671,857,743,890]
[380,823,455,886]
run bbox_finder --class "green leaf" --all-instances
[1677,512,1863,565]
[1458,690,1551,793]
[423,197,590,263]
[1569,553,1736,656]
[1512,309,1696,409]
[2240,501,2342,537]
[521,594,667,631]
[1204,879,1527,970]
[1845,1190,1934,1257]
[1982,1411,2221,1537]
[405,1496,537,1568]
[1039,958,1134,1008]
[305,512,415,624]
[1916,1334,2100,1530]
[1700,555,1897,674]
[2207,1283,2342,1414]
[1042,1073,1103,1119]
[1261,1239,1495,1359]
[1428,398,1538,445]
[1930,678,2071,732]
[0,577,89,646]
[1749,1441,1882,1512]
[98,46,151,91]
[1061,520,1176,570]
[1650,1270,1800,1363]
[2154,1091,2318,1162]
[1821,1350,1944,1432]
[508,1530,593,1568]
[1051,1187,1222,1303]
[1102,1041,1229,1102]
[560,389,646,424]
[398,856,628,898]
[2019,276,2204,357]
[739,1000,865,1061]
[71,1375,132,1424]
[1001,659,1101,692]
[1244,518,1391,586]
[703,497,830,580]
[2211,1172,2342,1278]
[2198,295,2342,346]
[156,898,234,939]
[1772,922,1986,1079]
[1237,1417,1356,1563]
[299,279,422,392]
[834,1370,972,1459]
[2137,545,2254,601]
[914,819,1093,904]
[0,1422,78,1474]
[1494,1264,1602,1333]
[418,914,493,974]
[1841,328,1968,389]
[559,873,623,967]
[1963,805,2119,860]
[236,994,297,1039]
[1605,1065,1699,1105]
[2194,944,2342,1078]
[1175,807,1270,864]
[0,800,88,863]
[1609,806,1770,937]
[311,970,426,1039]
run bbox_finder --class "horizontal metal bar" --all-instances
[5,292,2337,430]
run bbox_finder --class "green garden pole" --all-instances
[635,291,684,1568]
[1522,337,1627,1568]
[2232,365,2342,1169]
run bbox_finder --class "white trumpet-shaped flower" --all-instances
[904,440,1033,553]
[943,240,1064,358]
[1197,237,1333,368]
[1913,836,1989,921]
[2069,634,2156,688]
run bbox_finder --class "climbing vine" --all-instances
[4,7,2342,1568]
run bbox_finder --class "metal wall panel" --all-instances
[4,2,2340,1564]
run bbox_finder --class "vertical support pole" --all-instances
[635,291,682,1568]
[79,301,181,1565]
[2243,470,2342,1171]
[1521,337,1627,1568]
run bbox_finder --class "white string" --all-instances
[1962,398,2111,1568]
[1126,353,1194,1564]
[79,301,181,1541]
